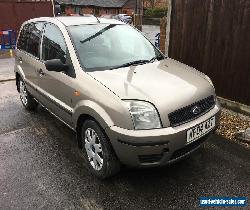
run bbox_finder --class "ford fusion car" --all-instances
[15,16,221,178]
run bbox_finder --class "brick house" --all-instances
[55,0,143,16]
[143,0,167,9]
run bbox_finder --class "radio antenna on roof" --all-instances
[94,15,100,23]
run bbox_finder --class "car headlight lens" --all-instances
[124,100,161,130]
[205,75,214,87]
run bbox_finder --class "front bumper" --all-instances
[105,103,221,167]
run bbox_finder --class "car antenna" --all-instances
[94,15,100,23]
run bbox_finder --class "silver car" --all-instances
[15,17,221,179]
[115,14,132,24]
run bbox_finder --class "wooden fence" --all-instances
[169,0,250,105]
[0,0,54,34]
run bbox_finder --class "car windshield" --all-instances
[68,24,164,71]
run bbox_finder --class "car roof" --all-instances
[27,16,124,26]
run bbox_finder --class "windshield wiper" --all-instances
[149,56,157,63]
[109,60,151,70]
[80,24,115,44]
[109,55,165,70]
[149,55,165,63]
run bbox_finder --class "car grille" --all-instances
[168,95,215,127]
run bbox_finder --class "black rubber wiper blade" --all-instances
[80,24,115,44]
[109,60,150,70]
[149,55,165,63]
[149,56,157,63]
[126,59,151,66]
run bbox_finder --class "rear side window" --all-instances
[17,23,30,51]
[17,22,44,58]
[26,22,44,58]
[42,23,67,64]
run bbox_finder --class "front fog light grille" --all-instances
[138,154,163,163]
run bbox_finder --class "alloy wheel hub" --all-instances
[19,81,28,105]
[84,128,103,171]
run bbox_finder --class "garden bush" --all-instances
[144,7,168,18]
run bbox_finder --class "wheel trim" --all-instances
[84,128,104,171]
[19,80,28,105]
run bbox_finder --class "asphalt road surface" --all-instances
[0,58,15,81]
[0,81,249,210]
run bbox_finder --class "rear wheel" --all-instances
[80,120,120,179]
[18,77,38,111]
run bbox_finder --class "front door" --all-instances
[38,23,76,127]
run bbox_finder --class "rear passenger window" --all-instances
[17,24,30,51]
[42,23,67,64]
[17,22,44,58]
[26,22,44,58]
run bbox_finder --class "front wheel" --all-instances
[80,120,120,179]
[18,77,38,111]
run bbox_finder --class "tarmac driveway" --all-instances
[0,57,15,81]
[0,81,249,210]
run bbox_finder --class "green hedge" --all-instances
[144,7,168,18]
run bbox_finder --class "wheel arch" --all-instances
[74,102,114,148]
[15,72,21,92]
[73,100,114,130]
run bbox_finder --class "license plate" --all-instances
[186,116,215,144]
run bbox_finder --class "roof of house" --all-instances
[56,0,129,8]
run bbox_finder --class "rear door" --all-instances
[16,22,45,98]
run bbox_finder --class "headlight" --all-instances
[124,100,161,130]
[205,75,214,87]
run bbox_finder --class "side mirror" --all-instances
[45,59,68,72]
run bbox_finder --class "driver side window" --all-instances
[42,23,67,64]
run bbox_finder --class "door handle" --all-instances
[38,69,45,77]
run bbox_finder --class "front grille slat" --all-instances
[168,96,215,127]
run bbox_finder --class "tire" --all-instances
[18,77,38,111]
[80,119,120,179]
